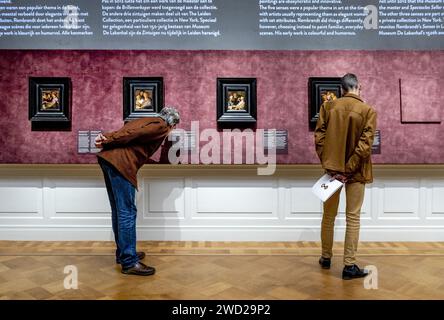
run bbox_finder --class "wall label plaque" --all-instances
[169,130,197,152]
[263,130,288,154]
[372,129,381,154]
[77,130,102,154]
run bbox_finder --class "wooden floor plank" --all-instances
[1,241,444,256]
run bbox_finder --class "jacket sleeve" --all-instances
[345,108,377,173]
[314,102,328,161]
[102,121,169,149]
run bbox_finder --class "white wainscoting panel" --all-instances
[0,178,43,219]
[0,165,444,241]
[426,179,444,221]
[193,179,278,218]
[287,180,322,217]
[141,178,185,219]
[381,181,420,217]
[53,179,111,218]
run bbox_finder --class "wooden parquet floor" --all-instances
[0,241,444,300]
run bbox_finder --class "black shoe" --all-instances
[342,264,369,280]
[319,257,331,269]
[121,262,156,276]
[116,251,146,264]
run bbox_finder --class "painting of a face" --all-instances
[134,89,153,110]
[29,77,71,129]
[320,90,338,103]
[227,90,247,111]
[123,78,164,121]
[217,78,256,125]
[308,77,342,130]
[41,89,61,111]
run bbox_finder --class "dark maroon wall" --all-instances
[0,50,443,164]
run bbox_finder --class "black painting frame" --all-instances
[123,77,164,121]
[217,78,257,125]
[308,77,342,130]
[29,77,71,130]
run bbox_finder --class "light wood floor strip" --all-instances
[1,241,443,256]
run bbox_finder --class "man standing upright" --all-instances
[95,107,180,276]
[314,74,377,280]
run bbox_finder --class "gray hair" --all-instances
[341,73,359,92]
[159,107,180,126]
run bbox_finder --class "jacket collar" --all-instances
[344,92,364,102]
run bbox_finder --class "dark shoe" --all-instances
[116,251,146,264]
[121,262,156,276]
[342,264,369,280]
[319,257,331,269]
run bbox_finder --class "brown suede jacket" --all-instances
[314,93,377,184]
[97,117,171,189]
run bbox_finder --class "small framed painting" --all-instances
[29,77,71,129]
[308,77,342,130]
[217,78,257,125]
[123,77,163,121]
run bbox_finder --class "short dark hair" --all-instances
[341,73,359,92]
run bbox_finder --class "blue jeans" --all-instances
[99,158,139,268]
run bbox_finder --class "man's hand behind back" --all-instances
[95,133,108,149]
[332,174,350,183]
[327,170,351,183]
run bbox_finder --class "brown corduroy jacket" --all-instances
[314,93,377,184]
[97,117,172,189]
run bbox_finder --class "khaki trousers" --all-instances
[321,182,365,266]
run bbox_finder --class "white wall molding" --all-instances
[1,165,444,241]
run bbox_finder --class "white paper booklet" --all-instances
[312,174,344,202]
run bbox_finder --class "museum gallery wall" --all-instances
[0,49,443,164]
